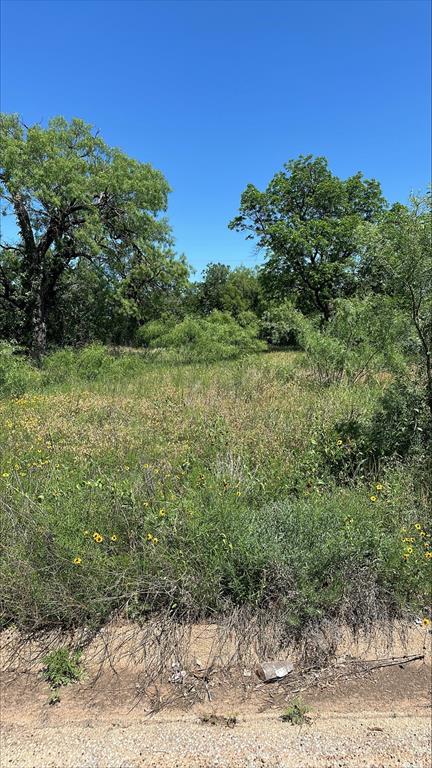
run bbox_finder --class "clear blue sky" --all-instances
[1,0,430,276]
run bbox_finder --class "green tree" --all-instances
[229,155,385,321]
[363,193,432,415]
[196,262,262,317]
[0,114,180,359]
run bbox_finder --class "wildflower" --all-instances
[110,534,118,542]
[405,547,413,554]
[152,537,158,544]
[236,491,242,497]
[422,617,431,627]
[73,557,82,566]
[1,472,10,478]
[93,532,103,543]
[336,439,343,446]
[370,495,377,502]
[84,530,89,535]
[146,532,153,541]
[420,530,426,537]
[425,552,432,559]
[402,554,409,561]
[159,509,166,517]
[375,483,383,491]
[415,523,422,531]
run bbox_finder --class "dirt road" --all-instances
[1,624,431,767]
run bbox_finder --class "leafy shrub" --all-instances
[0,343,41,397]
[138,311,265,361]
[42,648,83,688]
[260,302,301,347]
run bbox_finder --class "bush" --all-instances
[0,343,41,398]
[138,311,266,361]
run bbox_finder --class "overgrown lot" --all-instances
[1,347,430,642]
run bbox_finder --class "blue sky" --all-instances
[1,0,430,276]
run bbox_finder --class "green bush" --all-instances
[138,311,266,362]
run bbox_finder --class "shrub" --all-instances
[139,311,266,361]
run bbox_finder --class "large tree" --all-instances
[0,114,182,359]
[229,155,386,321]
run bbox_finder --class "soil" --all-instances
[1,622,431,767]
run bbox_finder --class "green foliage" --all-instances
[42,648,83,688]
[280,700,311,725]
[139,311,266,361]
[0,343,41,397]
[362,193,432,415]
[230,155,386,320]
[195,263,262,318]
[0,113,188,357]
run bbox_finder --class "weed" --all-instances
[280,699,312,725]
[42,648,83,688]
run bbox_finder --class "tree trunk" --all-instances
[30,291,47,365]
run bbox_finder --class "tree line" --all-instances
[0,113,430,413]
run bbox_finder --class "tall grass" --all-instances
[0,347,430,645]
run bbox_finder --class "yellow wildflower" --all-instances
[425,552,432,559]
[415,523,422,531]
[375,483,383,491]
[73,557,82,566]
[336,439,343,446]
[152,537,158,544]
[159,509,166,517]
[422,617,431,627]
[110,534,118,542]
[93,532,103,543]
[146,532,153,541]
[405,547,413,554]
[370,495,377,502]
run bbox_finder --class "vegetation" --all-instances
[42,648,83,688]
[280,699,311,725]
[0,114,431,657]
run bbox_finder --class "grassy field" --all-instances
[1,348,430,648]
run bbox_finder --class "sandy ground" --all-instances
[1,623,431,768]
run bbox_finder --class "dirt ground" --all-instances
[1,622,431,768]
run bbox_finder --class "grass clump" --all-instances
[42,648,83,688]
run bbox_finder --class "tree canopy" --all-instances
[0,114,188,358]
[229,155,386,320]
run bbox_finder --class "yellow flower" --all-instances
[84,530,89,535]
[415,523,422,531]
[110,534,118,542]
[425,551,432,559]
[375,483,383,491]
[1,472,10,478]
[420,530,426,537]
[159,509,166,517]
[73,557,82,566]
[93,532,103,543]
[405,547,413,554]
[146,532,153,541]
[422,617,431,627]
[336,439,343,446]
[403,554,409,561]
[152,537,158,544]
[370,495,377,502]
